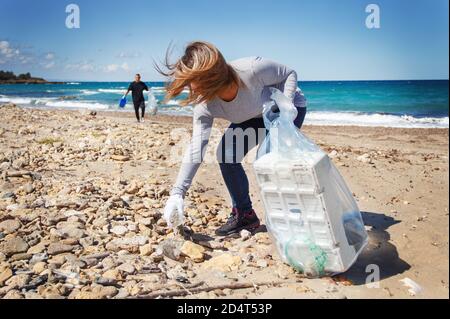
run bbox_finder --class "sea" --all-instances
[0,80,448,128]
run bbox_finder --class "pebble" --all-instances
[180,241,206,262]
[47,243,75,255]
[0,236,29,256]
[110,225,128,236]
[202,254,242,272]
[0,219,21,234]
[240,229,252,241]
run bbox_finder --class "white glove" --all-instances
[163,194,184,228]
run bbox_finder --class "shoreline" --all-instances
[8,103,450,131]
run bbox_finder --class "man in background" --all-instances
[124,74,148,123]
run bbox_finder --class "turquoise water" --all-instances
[0,80,448,128]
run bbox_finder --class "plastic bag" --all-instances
[253,88,368,276]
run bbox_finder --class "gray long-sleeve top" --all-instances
[170,56,307,197]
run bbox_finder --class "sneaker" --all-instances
[141,118,145,123]
[215,208,260,236]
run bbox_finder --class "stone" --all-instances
[240,229,252,241]
[202,254,242,272]
[110,225,128,236]
[9,252,31,261]
[0,236,29,256]
[0,267,13,285]
[47,243,75,255]
[156,238,183,261]
[139,244,154,256]
[32,262,47,274]
[27,243,47,254]
[5,274,31,289]
[102,269,122,281]
[73,286,118,299]
[0,219,21,234]
[3,290,23,299]
[111,155,130,162]
[55,222,86,239]
[180,241,205,262]
[357,153,373,164]
[105,236,148,253]
[24,183,35,194]
[117,263,135,274]
[256,259,268,268]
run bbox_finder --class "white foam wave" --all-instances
[44,100,110,110]
[304,111,449,128]
[81,90,99,95]
[0,95,109,110]
[67,82,80,85]
[98,89,124,94]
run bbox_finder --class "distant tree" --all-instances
[0,70,17,81]
[18,73,32,80]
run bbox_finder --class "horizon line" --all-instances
[46,78,450,83]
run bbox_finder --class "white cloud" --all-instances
[0,40,34,65]
[104,62,130,73]
[43,61,55,69]
[116,51,140,59]
[65,61,96,72]
[0,41,20,59]
[45,53,55,60]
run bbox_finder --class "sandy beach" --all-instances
[0,103,448,299]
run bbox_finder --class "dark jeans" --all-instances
[133,101,145,121]
[218,107,307,211]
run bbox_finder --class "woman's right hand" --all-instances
[163,194,185,228]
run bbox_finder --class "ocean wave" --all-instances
[67,82,80,85]
[0,95,109,110]
[43,100,110,110]
[81,90,99,95]
[98,89,124,94]
[304,111,449,128]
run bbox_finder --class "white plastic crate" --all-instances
[254,151,368,275]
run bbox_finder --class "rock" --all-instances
[102,269,122,281]
[3,290,23,299]
[156,238,183,261]
[55,221,86,239]
[95,277,119,287]
[180,241,206,262]
[105,236,148,253]
[0,267,13,285]
[202,254,242,272]
[32,262,47,274]
[110,225,128,236]
[329,150,339,159]
[0,236,29,256]
[357,153,373,164]
[111,155,130,162]
[139,244,154,256]
[5,274,30,289]
[240,229,252,241]
[24,183,35,194]
[47,243,75,255]
[117,263,135,274]
[9,252,31,261]
[256,259,268,268]
[73,286,118,299]
[0,219,21,234]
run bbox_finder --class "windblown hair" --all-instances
[155,41,240,106]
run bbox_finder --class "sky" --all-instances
[0,0,448,81]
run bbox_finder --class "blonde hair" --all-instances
[155,41,240,106]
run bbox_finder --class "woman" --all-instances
[159,41,307,236]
